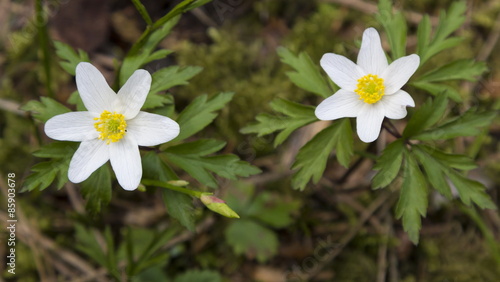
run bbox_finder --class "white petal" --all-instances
[315,89,364,120]
[356,103,385,143]
[117,70,151,119]
[381,90,415,119]
[127,112,180,146]
[68,139,110,183]
[45,112,98,141]
[320,53,365,91]
[109,137,141,191]
[382,54,420,94]
[357,28,388,75]
[76,62,118,113]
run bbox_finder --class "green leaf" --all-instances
[22,141,77,192]
[411,81,462,102]
[150,66,203,95]
[403,94,448,138]
[142,153,195,230]
[22,159,69,192]
[247,192,301,228]
[376,0,407,59]
[126,227,179,275]
[162,190,196,231]
[417,1,466,64]
[395,150,428,244]
[417,59,488,82]
[32,141,78,159]
[240,98,317,147]
[418,145,477,171]
[142,93,174,110]
[131,0,153,25]
[372,139,405,189]
[175,92,234,141]
[447,171,496,210]
[277,47,332,97]
[225,219,278,263]
[142,151,178,181]
[151,0,212,31]
[413,146,452,199]
[75,224,108,267]
[53,41,89,75]
[80,165,112,214]
[414,109,497,140]
[144,49,173,65]
[174,270,222,282]
[291,119,353,190]
[120,16,180,85]
[21,97,71,122]
[165,139,261,188]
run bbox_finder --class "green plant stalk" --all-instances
[35,0,54,98]
[459,205,500,267]
[131,0,153,25]
[141,179,210,198]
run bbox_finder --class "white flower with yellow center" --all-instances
[315,28,420,143]
[45,62,180,190]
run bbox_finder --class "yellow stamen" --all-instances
[355,74,385,104]
[94,111,127,144]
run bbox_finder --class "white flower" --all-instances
[315,28,420,143]
[45,62,180,190]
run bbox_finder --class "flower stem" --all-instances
[382,119,402,139]
[141,179,210,198]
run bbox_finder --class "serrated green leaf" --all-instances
[414,109,496,140]
[164,139,260,188]
[120,16,180,85]
[376,0,407,59]
[240,98,317,147]
[411,81,462,102]
[447,171,496,210]
[225,219,278,263]
[291,119,353,190]
[247,193,301,228]
[162,189,196,231]
[433,1,467,44]
[418,59,488,83]
[403,94,448,138]
[166,139,226,156]
[396,150,428,244]
[142,93,174,110]
[413,146,452,199]
[21,97,71,122]
[419,145,477,171]
[421,37,464,65]
[277,47,331,97]
[150,66,203,95]
[54,41,89,75]
[175,92,234,141]
[22,159,70,192]
[417,1,466,64]
[174,270,222,282]
[372,139,405,189]
[165,153,260,189]
[32,141,78,158]
[81,165,112,213]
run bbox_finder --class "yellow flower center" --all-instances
[355,74,385,104]
[94,111,127,144]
